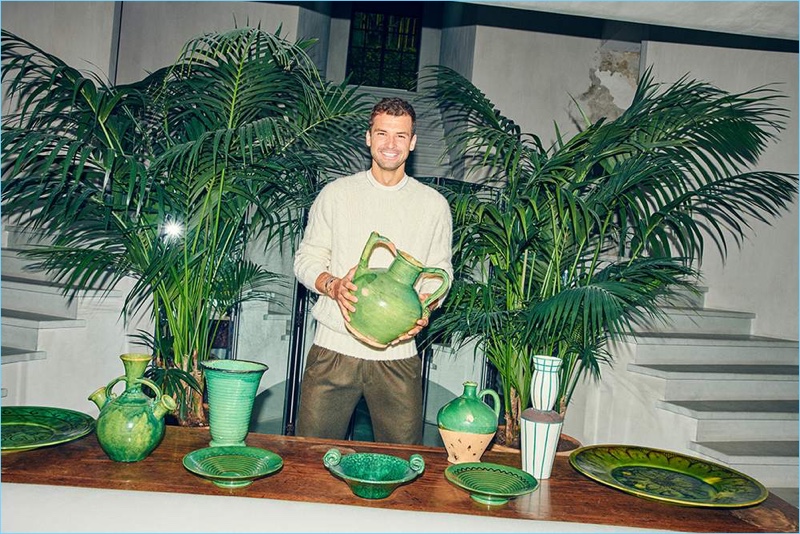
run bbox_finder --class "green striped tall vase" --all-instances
[201,359,268,447]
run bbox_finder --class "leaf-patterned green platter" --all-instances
[569,444,768,508]
[1,406,95,452]
[445,462,538,506]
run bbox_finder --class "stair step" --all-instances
[631,307,754,335]
[1,225,55,249]
[1,346,47,364]
[626,332,798,365]
[1,248,58,283]
[2,276,80,318]
[697,418,798,441]
[656,285,708,309]
[691,441,799,488]
[691,440,799,463]
[658,400,798,420]
[629,363,799,380]
[630,364,799,401]
[1,309,86,350]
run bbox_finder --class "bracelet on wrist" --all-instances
[323,275,337,297]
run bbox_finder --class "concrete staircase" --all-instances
[1,234,84,373]
[624,287,799,503]
[1,225,134,410]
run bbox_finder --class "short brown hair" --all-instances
[369,97,416,134]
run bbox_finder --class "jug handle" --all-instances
[104,376,165,401]
[417,267,451,318]
[103,376,126,399]
[478,387,502,419]
[136,377,165,400]
[355,231,395,279]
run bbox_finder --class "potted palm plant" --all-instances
[420,66,797,446]
[1,27,369,425]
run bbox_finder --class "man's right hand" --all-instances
[320,267,358,321]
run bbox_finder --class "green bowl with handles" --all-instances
[323,448,425,499]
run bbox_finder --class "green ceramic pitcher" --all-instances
[346,231,450,348]
[89,353,176,462]
[437,381,501,464]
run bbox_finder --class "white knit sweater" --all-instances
[293,170,453,360]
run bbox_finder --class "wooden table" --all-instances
[2,426,797,532]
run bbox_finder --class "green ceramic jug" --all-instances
[89,353,176,462]
[437,381,501,464]
[437,381,501,435]
[346,231,450,348]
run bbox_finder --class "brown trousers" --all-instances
[295,345,423,444]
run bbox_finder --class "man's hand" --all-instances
[318,267,358,321]
[389,293,437,346]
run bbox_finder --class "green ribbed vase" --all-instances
[201,359,268,447]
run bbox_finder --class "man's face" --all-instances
[366,112,417,173]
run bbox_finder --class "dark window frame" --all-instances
[345,3,423,90]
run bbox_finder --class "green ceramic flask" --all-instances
[437,381,501,464]
[89,353,176,462]
[346,231,450,348]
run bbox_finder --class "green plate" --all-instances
[569,445,768,508]
[444,462,538,506]
[1,406,95,452]
[183,446,283,489]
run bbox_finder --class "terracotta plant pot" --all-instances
[489,424,581,456]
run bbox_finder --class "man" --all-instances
[293,97,453,444]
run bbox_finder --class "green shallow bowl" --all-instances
[183,446,283,489]
[569,444,768,508]
[444,462,539,506]
[323,448,425,499]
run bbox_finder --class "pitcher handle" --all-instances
[478,387,502,419]
[135,377,165,400]
[104,375,165,401]
[417,267,451,318]
[103,375,126,399]
[355,231,395,279]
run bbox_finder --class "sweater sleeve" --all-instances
[293,186,332,295]
[418,194,454,304]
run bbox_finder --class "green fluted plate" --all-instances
[569,445,768,508]
[183,446,283,489]
[444,462,538,506]
[1,406,95,452]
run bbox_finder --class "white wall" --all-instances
[1,1,118,81]
[643,42,799,340]
[471,26,605,146]
[115,1,300,84]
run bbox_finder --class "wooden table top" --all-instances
[2,426,797,532]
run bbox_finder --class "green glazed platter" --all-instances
[569,445,768,508]
[444,462,538,506]
[1,406,95,452]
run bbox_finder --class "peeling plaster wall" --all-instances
[470,25,612,146]
[571,45,640,125]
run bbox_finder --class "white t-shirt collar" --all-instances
[366,170,409,191]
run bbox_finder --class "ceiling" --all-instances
[468,2,799,41]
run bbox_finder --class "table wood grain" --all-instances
[1,426,796,532]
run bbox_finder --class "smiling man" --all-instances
[293,98,453,444]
